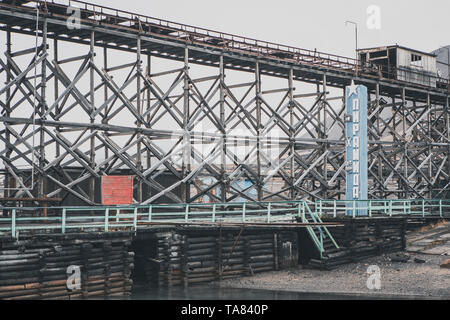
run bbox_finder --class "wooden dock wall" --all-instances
[1,217,441,298]
[133,227,299,287]
[0,232,134,300]
[308,217,407,270]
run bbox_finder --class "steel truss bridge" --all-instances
[0,0,449,207]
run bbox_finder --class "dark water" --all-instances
[131,285,325,300]
[128,285,440,300]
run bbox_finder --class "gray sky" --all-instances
[89,0,449,58]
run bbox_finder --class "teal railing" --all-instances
[296,201,339,258]
[314,199,450,219]
[0,201,305,238]
[0,198,448,254]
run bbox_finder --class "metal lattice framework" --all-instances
[0,0,449,206]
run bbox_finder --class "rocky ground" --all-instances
[217,223,450,298]
[217,253,449,298]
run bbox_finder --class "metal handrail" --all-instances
[0,200,305,238]
[1,198,447,258]
[299,204,325,257]
[304,203,340,249]
[315,199,450,218]
[1,199,448,235]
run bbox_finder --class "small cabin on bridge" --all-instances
[358,45,437,87]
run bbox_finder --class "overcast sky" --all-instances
[88,0,449,58]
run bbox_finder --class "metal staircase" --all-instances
[298,201,340,259]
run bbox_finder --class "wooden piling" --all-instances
[0,232,134,300]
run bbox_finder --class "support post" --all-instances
[54,38,60,158]
[376,83,383,199]
[427,94,432,199]
[146,54,151,171]
[136,36,143,203]
[89,30,95,203]
[322,73,328,199]
[62,208,66,233]
[133,207,138,231]
[422,199,425,218]
[182,47,190,202]
[220,55,227,203]
[255,61,262,201]
[389,200,393,217]
[39,18,48,201]
[11,209,16,238]
[288,68,295,200]
[4,28,11,205]
[104,208,109,232]
[402,88,408,199]
[103,45,109,162]
[333,200,337,218]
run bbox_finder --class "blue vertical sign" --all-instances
[345,82,368,216]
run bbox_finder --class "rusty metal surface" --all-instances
[101,176,134,205]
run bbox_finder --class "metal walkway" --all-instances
[1,199,449,257]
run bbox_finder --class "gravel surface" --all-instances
[218,253,450,298]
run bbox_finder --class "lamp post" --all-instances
[345,21,358,61]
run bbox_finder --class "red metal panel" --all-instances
[101,176,134,205]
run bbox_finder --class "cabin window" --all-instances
[411,54,423,67]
